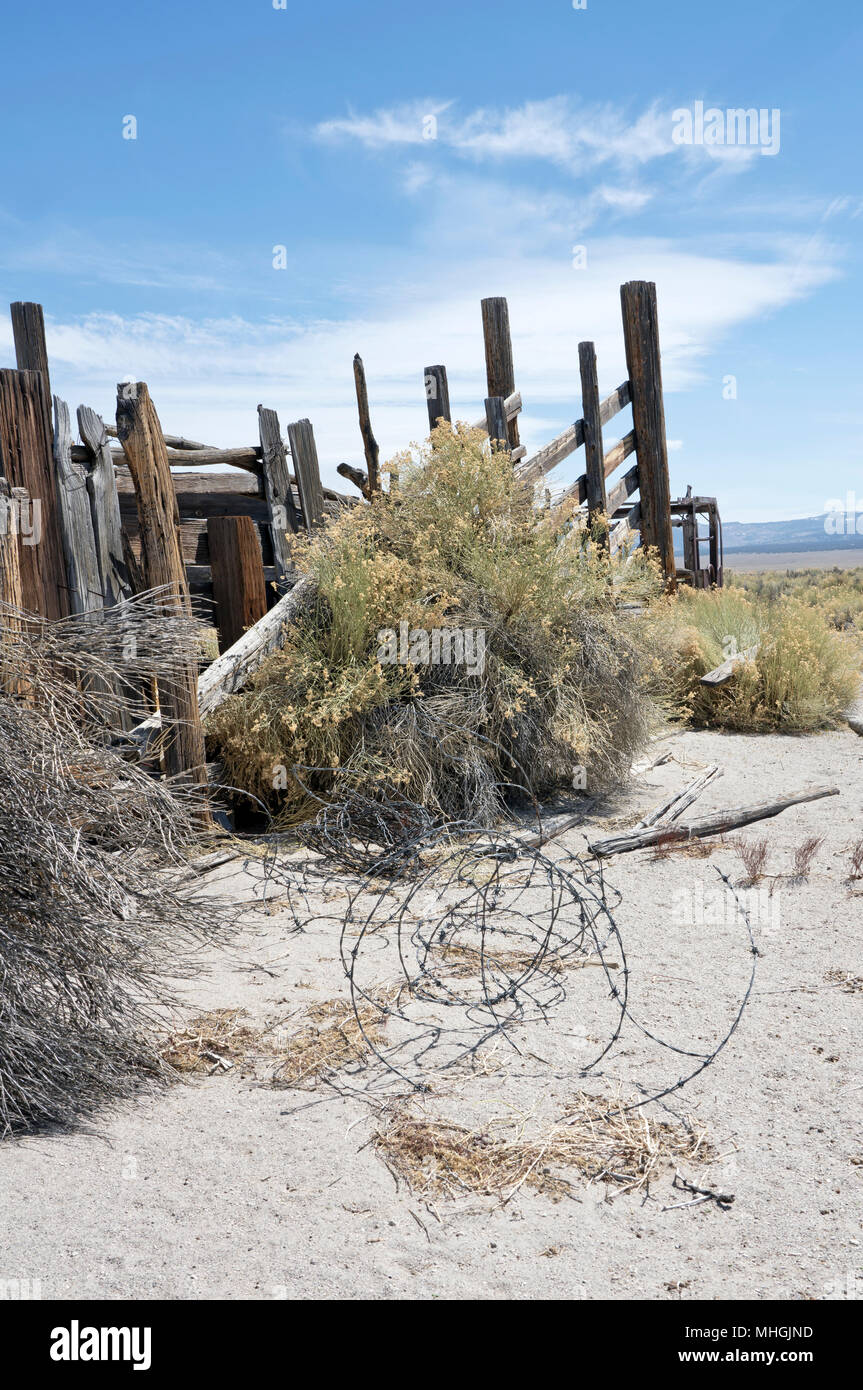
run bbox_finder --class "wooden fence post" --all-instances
[116,380,207,788]
[287,419,325,530]
[485,396,510,454]
[353,355,380,494]
[0,368,70,618]
[481,298,520,452]
[424,365,451,432]
[620,281,675,584]
[77,405,133,608]
[0,478,23,612]
[207,515,268,653]
[52,397,103,615]
[11,302,51,400]
[258,405,299,593]
[578,341,607,540]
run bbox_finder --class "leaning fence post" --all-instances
[620,281,675,585]
[258,405,299,593]
[578,341,607,543]
[481,297,520,453]
[287,419,325,530]
[424,365,452,432]
[116,380,208,790]
[207,515,268,653]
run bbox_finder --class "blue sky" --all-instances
[1,0,861,521]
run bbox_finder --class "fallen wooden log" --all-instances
[700,644,760,687]
[636,765,721,828]
[588,785,839,857]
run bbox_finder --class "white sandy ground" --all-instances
[1,724,861,1302]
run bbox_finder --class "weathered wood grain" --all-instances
[116,380,207,787]
[481,298,520,451]
[578,341,606,531]
[208,515,268,653]
[287,419,325,529]
[52,397,103,615]
[78,405,133,608]
[424,365,452,432]
[588,785,839,858]
[484,396,510,453]
[353,354,381,494]
[258,405,299,592]
[620,281,675,583]
[0,368,70,618]
[11,302,51,399]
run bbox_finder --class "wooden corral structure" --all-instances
[0,282,723,793]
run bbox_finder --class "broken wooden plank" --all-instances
[208,515,268,653]
[337,462,370,498]
[258,405,300,592]
[700,644,760,687]
[588,785,839,857]
[78,405,133,608]
[52,397,103,615]
[287,419,325,530]
[579,341,606,533]
[609,502,641,554]
[636,765,721,829]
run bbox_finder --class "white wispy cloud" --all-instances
[314,96,744,174]
[24,238,835,493]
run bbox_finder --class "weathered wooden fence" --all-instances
[0,280,720,792]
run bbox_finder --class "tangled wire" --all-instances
[274,773,758,1120]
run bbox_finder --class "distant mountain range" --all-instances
[713,514,863,555]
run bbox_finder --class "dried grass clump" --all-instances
[206,423,661,825]
[641,588,860,733]
[271,992,394,1089]
[0,599,224,1137]
[375,1090,712,1202]
[160,1009,262,1074]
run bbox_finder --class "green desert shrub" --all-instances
[642,586,860,732]
[206,423,662,824]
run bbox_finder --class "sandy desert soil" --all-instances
[1,723,861,1302]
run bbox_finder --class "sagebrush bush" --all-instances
[641,586,860,732]
[206,423,662,823]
